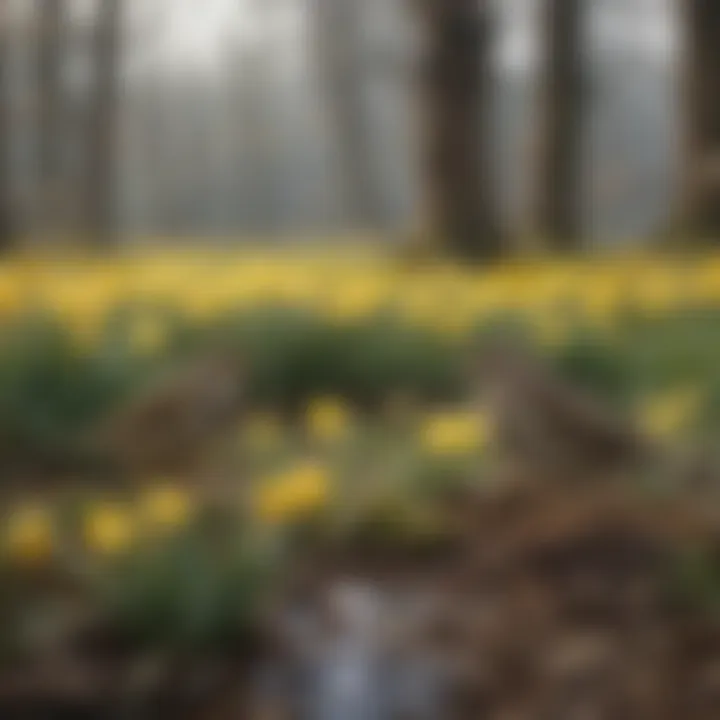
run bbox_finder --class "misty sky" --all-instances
[129,0,677,75]
[5,0,683,241]
[8,0,679,78]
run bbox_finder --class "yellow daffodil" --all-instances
[580,283,620,328]
[4,251,720,365]
[285,462,330,506]
[138,485,193,531]
[4,505,54,566]
[327,281,386,322]
[0,280,20,316]
[306,397,351,442]
[254,485,288,524]
[422,410,489,456]
[254,461,330,524]
[84,503,135,556]
[639,387,702,438]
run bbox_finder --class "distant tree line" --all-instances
[416,0,719,258]
[0,0,120,249]
[0,0,714,257]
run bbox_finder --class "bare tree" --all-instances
[37,0,66,240]
[680,0,720,240]
[415,0,503,260]
[312,0,387,230]
[85,0,122,245]
[531,0,585,249]
[0,3,12,249]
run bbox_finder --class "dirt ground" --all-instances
[3,478,720,719]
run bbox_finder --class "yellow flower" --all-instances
[580,282,621,327]
[84,503,135,555]
[327,281,385,322]
[306,397,351,442]
[5,506,54,566]
[422,411,489,456]
[639,388,702,438]
[254,461,330,524]
[634,273,682,314]
[254,484,289,524]
[138,485,193,531]
[286,462,329,506]
[0,280,20,317]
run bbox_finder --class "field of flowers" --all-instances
[2,248,720,684]
[1,249,720,447]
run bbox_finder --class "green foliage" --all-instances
[94,518,274,651]
[549,330,634,407]
[200,307,463,410]
[666,547,720,616]
[2,304,720,466]
[613,309,720,393]
[0,315,135,464]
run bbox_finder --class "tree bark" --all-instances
[86,0,122,245]
[312,0,387,230]
[531,0,585,250]
[0,4,12,250]
[416,0,503,261]
[680,0,720,240]
[37,0,65,241]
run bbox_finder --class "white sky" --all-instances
[143,0,676,74]
[124,0,305,76]
[11,0,677,76]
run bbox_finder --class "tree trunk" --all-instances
[680,0,720,240]
[37,0,65,241]
[312,0,388,231]
[86,0,121,245]
[0,4,12,250]
[531,0,585,250]
[416,0,503,261]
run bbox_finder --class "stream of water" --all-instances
[257,580,448,719]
